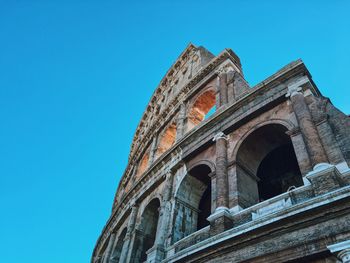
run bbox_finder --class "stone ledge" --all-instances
[327,240,350,253]
[162,185,350,263]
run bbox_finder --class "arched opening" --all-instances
[99,235,111,263]
[187,89,216,131]
[257,143,302,201]
[173,164,212,243]
[156,123,177,158]
[133,198,160,263]
[110,228,127,263]
[135,152,149,180]
[235,124,303,208]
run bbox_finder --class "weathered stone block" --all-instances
[306,163,346,196]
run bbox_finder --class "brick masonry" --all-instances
[92,44,350,263]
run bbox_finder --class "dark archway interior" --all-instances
[197,186,211,229]
[236,124,303,207]
[110,228,127,263]
[139,198,160,262]
[189,165,212,230]
[172,164,212,243]
[257,143,303,201]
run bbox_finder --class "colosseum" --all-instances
[92,44,350,263]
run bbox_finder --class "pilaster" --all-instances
[213,132,229,208]
[119,205,139,263]
[149,172,174,262]
[315,115,347,165]
[148,137,158,166]
[286,80,328,168]
[216,71,228,108]
[209,132,233,234]
[226,71,235,102]
[286,127,312,176]
[176,103,187,141]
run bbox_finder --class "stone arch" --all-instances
[231,119,295,162]
[233,122,303,208]
[110,227,127,263]
[172,163,212,243]
[132,198,161,263]
[155,122,177,158]
[187,160,216,174]
[187,88,216,132]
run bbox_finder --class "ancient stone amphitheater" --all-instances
[92,44,350,263]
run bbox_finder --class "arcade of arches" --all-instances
[130,123,305,260]
[94,46,350,263]
[133,89,217,183]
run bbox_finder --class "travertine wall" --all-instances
[92,45,350,263]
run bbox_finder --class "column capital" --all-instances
[215,66,226,77]
[213,132,228,142]
[338,249,350,263]
[286,75,309,98]
[286,86,303,98]
[327,240,350,262]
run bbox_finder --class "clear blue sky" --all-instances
[0,1,349,262]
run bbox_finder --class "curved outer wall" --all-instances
[92,44,350,263]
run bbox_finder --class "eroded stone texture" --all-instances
[92,44,350,263]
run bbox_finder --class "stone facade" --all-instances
[92,43,350,263]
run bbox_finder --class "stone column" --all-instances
[214,132,229,208]
[286,84,328,168]
[226,71,235,103]
[286,127,312,176]
[215,71,228,108]
[176,103,186,141]
[119,205,139,263]
[155,172,173,245]
[208,132,233,235]
[215,74,221,109]
[327,240,350,263]
[102,233,116,263]
[219,72,228,106]
[147,172,174,262]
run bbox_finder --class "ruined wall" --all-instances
[92,46,350,263]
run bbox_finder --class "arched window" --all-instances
[133,198,160,262]
[236,124,303,207]
[187,89,216,132]
[173,164,212,243]
[156,123,177,158]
